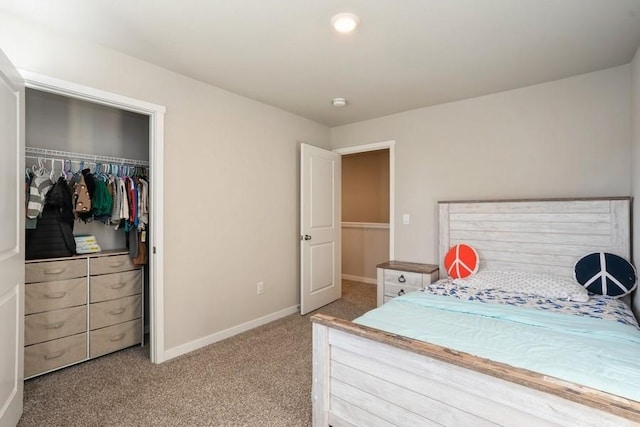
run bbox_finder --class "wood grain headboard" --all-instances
[438,197,637,314]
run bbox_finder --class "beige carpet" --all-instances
[18,280,376,427]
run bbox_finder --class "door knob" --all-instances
[304,235,312,241]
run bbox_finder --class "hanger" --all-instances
[32,157,47,177]
[64,159,72,180]
[49,158,64,182]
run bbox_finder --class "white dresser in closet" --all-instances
[24,250,142,378]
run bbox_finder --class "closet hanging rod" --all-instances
[25,146,149,167]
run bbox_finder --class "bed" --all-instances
[311,197,640,426]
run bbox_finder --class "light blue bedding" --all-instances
[354,291,640,401]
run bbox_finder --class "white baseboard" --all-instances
[342,274,377,285]
[163,304,299,361]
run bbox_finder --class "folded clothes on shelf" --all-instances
[74,235,102,254]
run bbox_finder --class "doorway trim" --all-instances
[333,140,395,260]
[19,70,167,363]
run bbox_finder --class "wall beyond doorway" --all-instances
[342,149,390,283]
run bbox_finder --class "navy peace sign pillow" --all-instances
[574,252,637,298]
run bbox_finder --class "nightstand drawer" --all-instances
[90,270,142,303]
[26,259,87,284]
[384,282,421,298]
[90,295,142,330]
[90,319,142,358]
[25,277,87,315]
[384,270,422,288]
[25,306,87,346]
[25,333,86,378]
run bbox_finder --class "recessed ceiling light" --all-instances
[331,13,360,33]
[332,98,347,107]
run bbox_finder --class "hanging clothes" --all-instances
[25,177,76,260]
[26,175,53,219]
[119,177,129,224]
[25,171,38,230]
[73,169,92,220]
[137,177,149,230]
[92,178,113,221]
[25,150,150,262]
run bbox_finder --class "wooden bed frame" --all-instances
[311,197,640,426]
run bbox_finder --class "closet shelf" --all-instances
[25,146,149,167]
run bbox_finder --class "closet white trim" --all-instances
[20,70,167,364]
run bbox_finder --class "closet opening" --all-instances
[335,141,395,297]
[21,72,166,371]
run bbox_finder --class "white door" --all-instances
[0,50,24,426]
[300,143,341,315]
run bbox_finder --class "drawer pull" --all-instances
[108,261,125,268]
[110,308,126,315]
[110,333,126,342]
[45,291,67,299]
[44,350,65,360]
[44,268,65,275]
[398,275,406,283]
[111,283,126,289]
[398,289,405,296]
[45,321,65,329]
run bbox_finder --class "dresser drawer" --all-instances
[25,277,87,315]
[90,319,141,358]
[384,282,421,298]
[24,333,86,378]
[26,259,86,284]
[90,295,141,330]
[25,306,87,346]
[90,254,137,275]
[383,270,423,288]
[90,270,142,303]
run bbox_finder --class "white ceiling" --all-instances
[2,0,640,127]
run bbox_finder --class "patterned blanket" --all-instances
[423,279,639,328]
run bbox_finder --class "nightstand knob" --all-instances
[398,289,405,296]
[398,275,406,283]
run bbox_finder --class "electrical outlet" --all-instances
[257,281,264,295]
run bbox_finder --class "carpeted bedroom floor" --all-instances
[18,280,376,427]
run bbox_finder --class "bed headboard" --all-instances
[438,197,636,314]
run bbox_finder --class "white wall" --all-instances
[26,88,150,161]
[631,46,640,315]
[331,66,632,265]
[0,14,330,352]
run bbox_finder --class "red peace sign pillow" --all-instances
[444,244,479,279]
[574,252,637,298]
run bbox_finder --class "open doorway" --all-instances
[334,141,395,291]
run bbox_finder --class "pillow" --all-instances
[444,243,479,279]
[573,252,637,298]
[453,270,589,302]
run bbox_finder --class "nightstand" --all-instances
[376,261,439,306]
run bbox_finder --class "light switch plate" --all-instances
[402,213,410,225]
